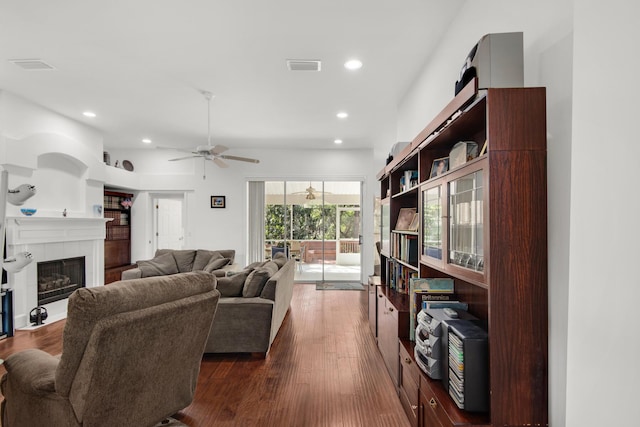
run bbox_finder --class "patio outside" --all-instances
[264,181,361,282]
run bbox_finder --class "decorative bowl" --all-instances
[20,208,37,216]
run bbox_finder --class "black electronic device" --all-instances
[414,308,477,380]
[415,308,489,413]
[455,32,524,95]
[446,320,489,412]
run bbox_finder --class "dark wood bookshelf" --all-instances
[104,190,134,284]
[375,79,548,426]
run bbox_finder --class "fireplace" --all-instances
[37,257,86,305]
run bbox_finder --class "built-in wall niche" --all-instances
[31,152,87,215]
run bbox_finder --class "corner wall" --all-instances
[566,1,640,426]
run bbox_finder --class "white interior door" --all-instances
[155,198,184,250]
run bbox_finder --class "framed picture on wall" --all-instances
[211,196,226,208]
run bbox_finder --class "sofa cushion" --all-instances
[137,252,179,277]
[215,272,247,297]
[243,262,278,298]
[203,257,231,273]
[193,250,222,271]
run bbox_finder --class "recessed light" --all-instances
[334,139,343,144]
[142,138,152,144]
[344,59,363,70]
[336,112,348,119]
[83,111,96,118]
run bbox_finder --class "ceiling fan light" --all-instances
[306,193,316,200]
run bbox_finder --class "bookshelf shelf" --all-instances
[376,80,548,427]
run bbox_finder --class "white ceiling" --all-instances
[0,0,464,152]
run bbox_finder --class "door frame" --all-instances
[150,192,188,253]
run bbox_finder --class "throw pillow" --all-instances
[193,251,223,271]
[243,261,265,273]
[271,256,287,268]
[243,268,271,297]
[170,250,197,272]
[203,257,230,273]
[137,252,179,278]
[215,272,247,297]
[261,261,279,276]
[273,251,287,261]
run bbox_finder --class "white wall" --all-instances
[0,91,105,217]
[106,146,377,280]
[566,1,640,426]
[396,1,573,425]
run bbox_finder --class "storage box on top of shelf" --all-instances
[454,32,524,95]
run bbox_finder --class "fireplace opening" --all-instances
[37,256,86,305]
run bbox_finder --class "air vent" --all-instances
[286,59,321,72]
[9,59,55,70]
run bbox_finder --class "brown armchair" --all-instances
[1,271,220,427]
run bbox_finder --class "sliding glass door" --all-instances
[264,180,361,282]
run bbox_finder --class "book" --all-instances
[409,277,454,293]
[408,277,455,340]
[422,300,469,311]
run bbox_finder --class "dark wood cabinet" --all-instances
[104,190,134,284]
[376,79,548,426]
[376,287,399,386]
[368,275,380,337]
[377,286,410,388]
[399,342,419,426]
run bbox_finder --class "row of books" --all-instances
[387,261,418,293]
[391,232,418,265]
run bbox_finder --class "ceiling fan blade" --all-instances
[218,154,260,164]
[213,157,229,168]
[169,155,202,161]
[210,144,228,155]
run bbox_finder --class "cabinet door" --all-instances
[381,200,391,255]
[399,344,419,426]
[368,279,378,337]
[446,166,486,285]
[377,290,399,386]
[421,183,444,266]
[104,240,130,269]
[419,385,447,427]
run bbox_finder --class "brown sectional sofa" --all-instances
[121,249,295,356]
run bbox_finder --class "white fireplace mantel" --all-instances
[6,217,110,245]
[5,216,109,328]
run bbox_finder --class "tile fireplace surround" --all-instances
[5,217,108,329]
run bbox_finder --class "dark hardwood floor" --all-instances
[0,283,409,427]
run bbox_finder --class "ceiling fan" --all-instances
[292,182,332,200]
[304,184,317,200]
[162,91,259,177]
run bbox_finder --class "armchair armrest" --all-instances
[121,268,142,280]
[2,349,58,395]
